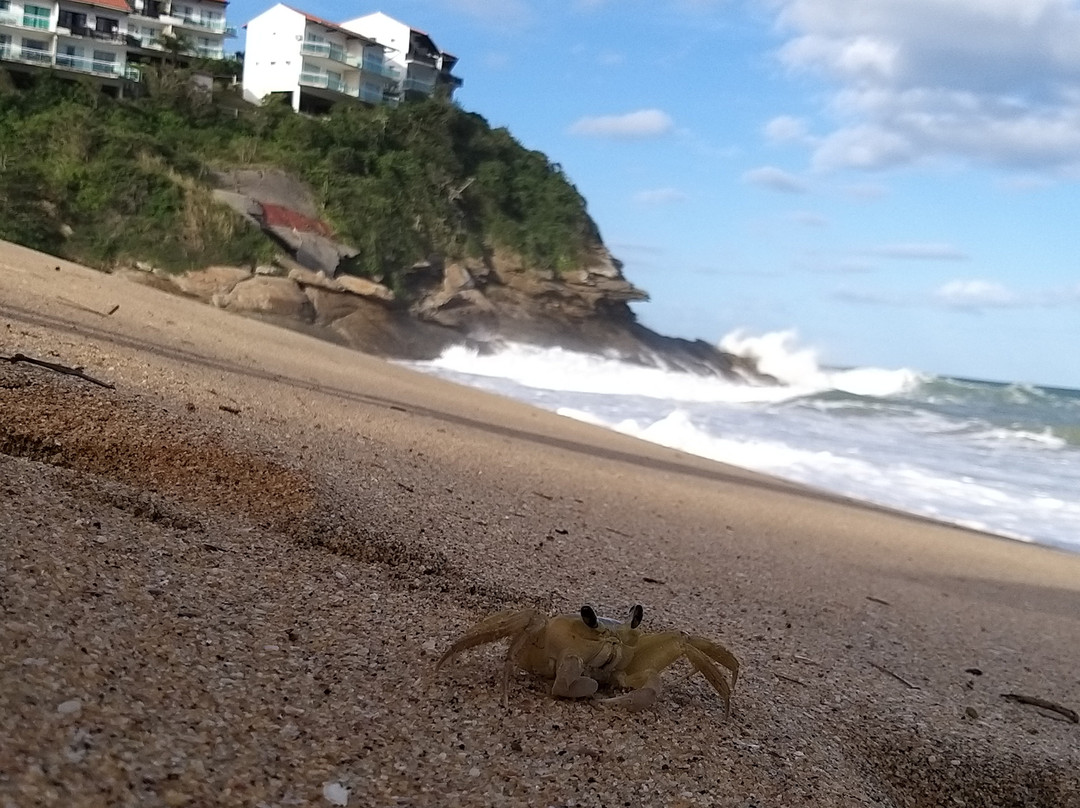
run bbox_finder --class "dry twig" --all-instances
[869,661,920,689]
[1,353,115,389]
[1001,693,1079,723]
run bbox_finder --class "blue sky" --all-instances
[232,0,1080,388]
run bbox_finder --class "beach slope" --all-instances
[2,241,1078,807]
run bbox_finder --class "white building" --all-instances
[0,0,235,92]
[242,3,398,113]
[339,11,460,101]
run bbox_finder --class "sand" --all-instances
[2,240,1078,807]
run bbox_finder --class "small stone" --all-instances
[322,781,349,806]
[57,699,82,715]
[163,790,191,806]
[964,706,978,719]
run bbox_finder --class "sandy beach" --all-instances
[2,240,1079,807]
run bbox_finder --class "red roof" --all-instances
[259,203,334,238]
[282,4,374,42]
[74,0,133,12]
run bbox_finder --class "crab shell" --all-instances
[435,605,740,714]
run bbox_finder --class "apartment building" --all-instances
[242,5,461,111]
[0,0,234,91]
[339,11,461,101]
[242,3,398,113]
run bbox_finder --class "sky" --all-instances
[232,0,1080,388]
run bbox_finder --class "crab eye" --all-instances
[629,604,644,628]
[580,605,599,629]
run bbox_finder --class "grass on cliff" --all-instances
[0,69,599,280]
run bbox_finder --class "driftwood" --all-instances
[869,661,921,689]
[1002,693,1079,723]
[1,353,115,389]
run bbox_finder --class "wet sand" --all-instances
[2,240,1079,807]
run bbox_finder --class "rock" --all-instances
[304,286,365,325]
[219,277,314,321]
[441,262,475,294]
[171,266,252,302]
[289,266,344,293]
[335,274,395,303]
[321,782,349,806]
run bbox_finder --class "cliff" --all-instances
[0,72,763,379]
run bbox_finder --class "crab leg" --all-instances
[435,609,541,672]
[552,653,599,700]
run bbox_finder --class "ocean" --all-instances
[400,331,1080,554]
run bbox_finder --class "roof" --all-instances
[258,203,334,238]
[282,4,378,44]
[71,0,134,12]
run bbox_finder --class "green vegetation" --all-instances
[0,69,599,281]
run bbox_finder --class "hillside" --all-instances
[0,69,758,376]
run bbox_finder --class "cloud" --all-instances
[632,187,689,204]
[790,211,829,227]
[770,0,1080,173]
[568,109,676,139]
[870,243,969,261]
[765,115,812,143]
[742,165,808,193]
[934,279,1018,309]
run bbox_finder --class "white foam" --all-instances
[719,329,922,398]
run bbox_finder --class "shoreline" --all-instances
[3,240,1079,807]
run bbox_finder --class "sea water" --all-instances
[400,331,1080,554]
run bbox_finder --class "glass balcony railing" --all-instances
[22,14,51,30]
[402,76,436,94]
[299,71,349,94]
[300,40,353,65]
[177,16,227,34]
[361,59,399,80]
[0,10,20,26]
[56,52,122,75]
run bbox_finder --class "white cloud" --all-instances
[871,243,969,261]
[568,109,676,139]
[765,115,812,143]
[934,279,1018,309]
[771,0,1080,172]
[632,187,689,204]
[742,165,808,193]
[790,210,828,227]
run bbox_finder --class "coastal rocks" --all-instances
[217,276,315,322]
[171,265,252,302]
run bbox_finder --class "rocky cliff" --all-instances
[125,167,765,380]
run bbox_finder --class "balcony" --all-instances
[2,10,51,30]
[194,45,223,59]
[361,59,399,81]
[300,40,356,67]
[56,52,122,76]
[175,16,228,35]
[402,76,436,94]
[299,71,350,95]
[2,44,51,65]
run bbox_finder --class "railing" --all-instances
[359,85,383,104]
[56,52,122,75]
[0,9,21,26]
[300,40,353,66]
[178,15,228,34]
[6,45,51,64]
[402,76,435,94]
[299,71,349,94]
[195,45,223,59]
[361,59,399,80]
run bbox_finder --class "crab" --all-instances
[434,604,739,714]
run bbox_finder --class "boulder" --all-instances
[219,276,314,321]
[336,274,395,303]
[304,286,366,325]
[172,265,252,302]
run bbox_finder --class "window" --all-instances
[23,5,51,30]
[58,10,88,30]
[21,37,50,62]
[96,16,119,35]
